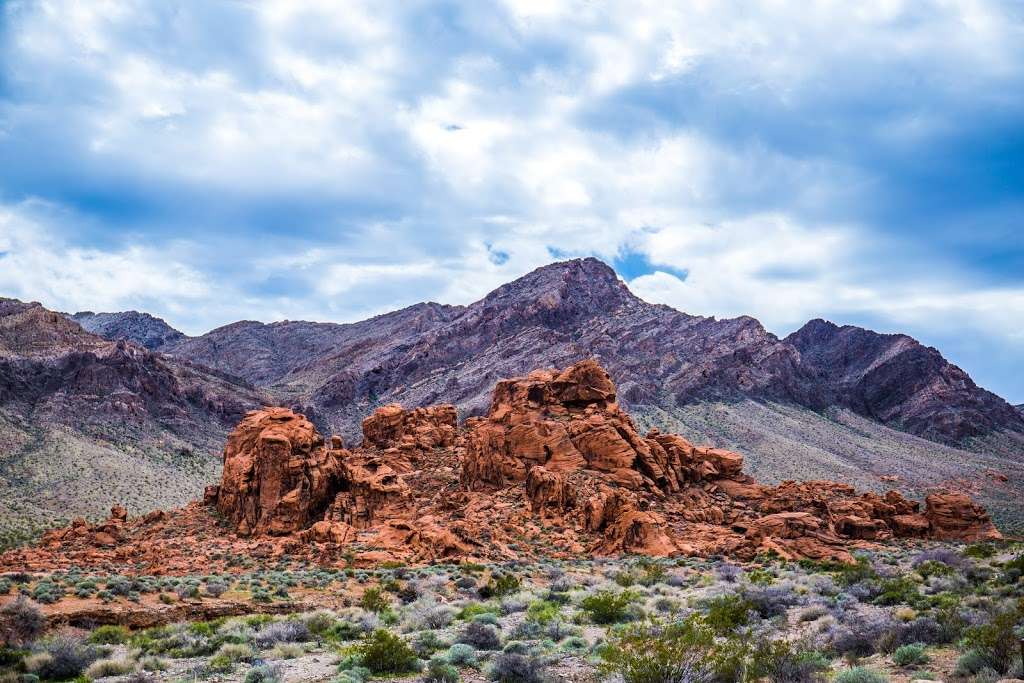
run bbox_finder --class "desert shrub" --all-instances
[447,642,477,666]
[833,557,880,587]
[30,580,64,604]
[954,649,994,676]
[425,656,460,683]
[360,586,391,614]
[480,574,521,599]
[139,655,167,671]
[581,590,635,625]
[797,604,829,622]
[455,576,478,590]
[358,629,419,674]
[268,643,303,659]
[597,617,716,683]
[912,548,967,570]
[205,580,228,598]
[27,637,99,680]
[254,620,311,648]
[301,610,337,635]
[746,640,829,683]
[877,616,946,652]
[175,582,199,600]
[824,613,895,659]
[525,601,560,625]
[405,599,456,631]
[244,663,283,683]
[472,612,500,627]
[892,643,928,666]
[458,621,500,650]
[962,605,1023,673]
[702,593,753,634]
[85,656,135,679]
[412,630,446,658]
[88,625,130,645]
[873,576,920,606]
[964,543,996,559]
[0,597,45,647]
[550,575,574,593]
[487,652,546,683]
[744,584,800,618]
[833,667,888,683]
[216,642,255,662]
[715,563,743,583]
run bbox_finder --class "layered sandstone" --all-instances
[1,360,1002,575]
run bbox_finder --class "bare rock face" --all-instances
[925,493,1002,541]
[216,408,344,536]
[361,403,458,452]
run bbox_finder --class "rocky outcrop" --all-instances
[361,403,457,451]
[4,360,1002,574]
[215,408,344,536]
[925,493,1002,541]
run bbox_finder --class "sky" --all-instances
[0,1,1022,403]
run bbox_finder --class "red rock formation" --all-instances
[215,408,344,536]
[1,359,1003,575]
[925,493,1002,541]
[361,404,457,452]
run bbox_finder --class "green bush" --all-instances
[834,667,888,683]
[358,629,419,674]
[480,574,521,599]
[964,543,996,559]
[525,600,560,625]
[892,643,928,666]
[581,590,635,625]
[88,625,130,645]
[703,594,753,634]
[425,655,460,682]
[360,586,391,614]
[597,617,715,683]
[873,577,920,606]
[962,605,1023,673]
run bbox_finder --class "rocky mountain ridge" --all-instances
[73,259,1024,448]
[68,310,187,351]
[0,360,1000,575]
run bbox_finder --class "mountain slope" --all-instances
[0,299,266,546]
[68,310,187,350]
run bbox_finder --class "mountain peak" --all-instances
[482,257,637,314]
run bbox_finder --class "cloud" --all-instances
[0,0,1022,400]
[0,201,208,316]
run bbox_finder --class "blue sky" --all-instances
[0,1,1022,403]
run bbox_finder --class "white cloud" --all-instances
[0,201,208,316]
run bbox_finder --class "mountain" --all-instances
[0,299,265,547]
[135,259,1023,446]
[68,310,188,350]
[33,258,1024,534]
[785,318,1023,443]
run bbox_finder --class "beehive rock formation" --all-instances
[0,360,1002,574]
[214,408,344,536]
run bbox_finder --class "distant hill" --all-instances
[0,299,265,547]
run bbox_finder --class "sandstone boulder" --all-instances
[925,493,1002,541]
[215,407,344,536]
